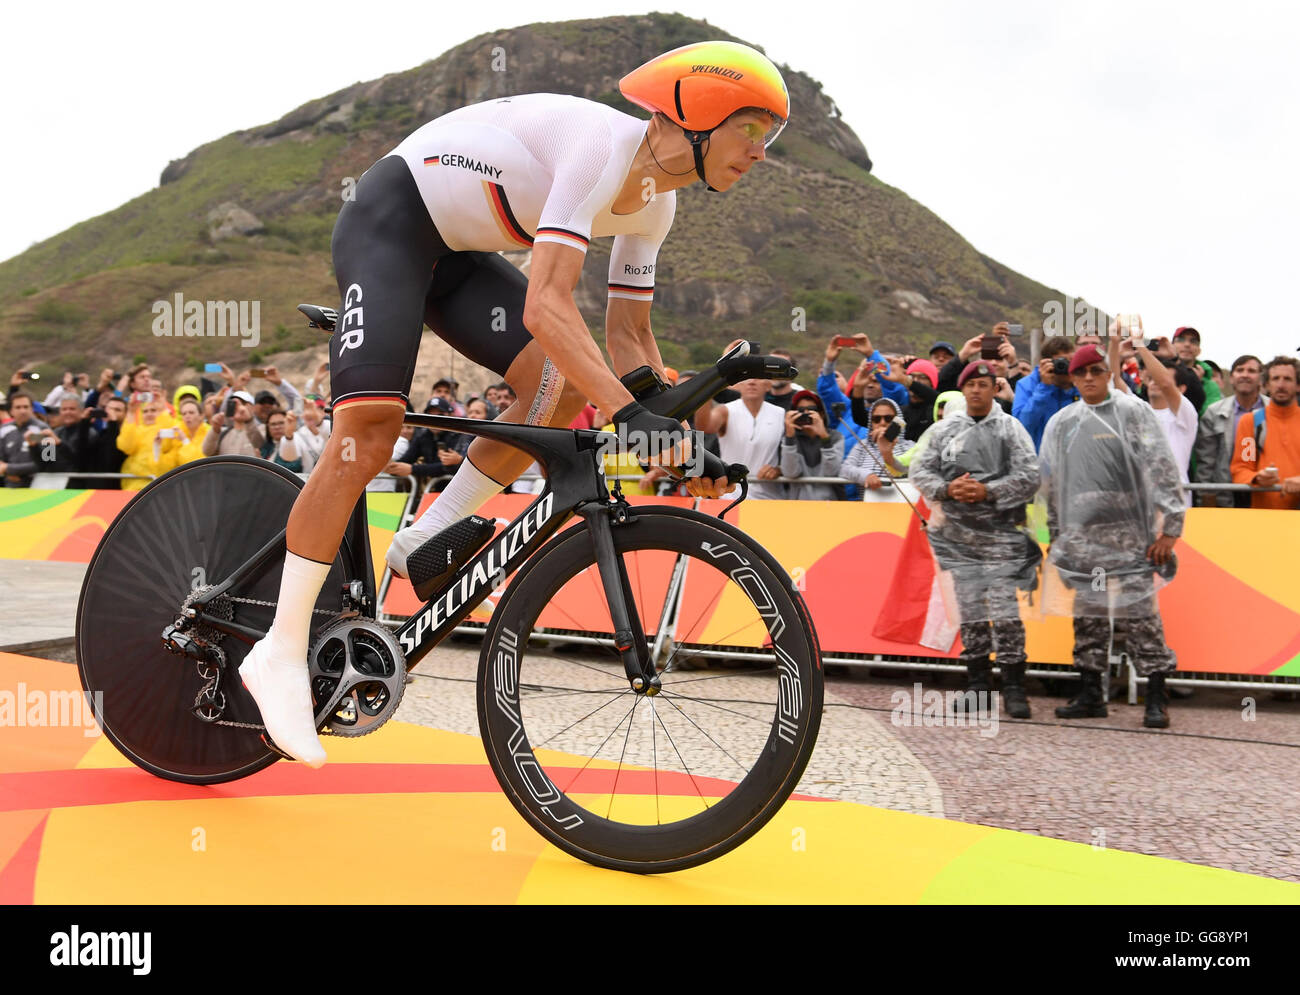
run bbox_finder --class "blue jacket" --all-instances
[865,351,910,408]
[816,366,870,499]
[1012,368,1079,450]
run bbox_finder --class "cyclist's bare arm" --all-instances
[605,296,666,382]
[525,242,728,496]
[524,242,636,417]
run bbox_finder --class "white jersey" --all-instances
[719,399,787,500]
[389,94,676,303]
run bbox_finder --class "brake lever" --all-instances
[718,464,748,522]
[658,457,748,520]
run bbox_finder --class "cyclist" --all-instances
[240,40,791,766]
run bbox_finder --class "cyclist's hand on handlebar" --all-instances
[612,401,693,469]
[683,473,732,499]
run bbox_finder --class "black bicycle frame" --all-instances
[388,415,638,677]
[185,345,796,688]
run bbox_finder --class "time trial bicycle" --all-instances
[75,336,823,873]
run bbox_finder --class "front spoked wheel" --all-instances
[477,505,823,873]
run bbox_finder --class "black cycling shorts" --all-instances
[328,155,535,410]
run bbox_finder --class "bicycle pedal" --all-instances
[260,733,297,762]
[408,515,497,602]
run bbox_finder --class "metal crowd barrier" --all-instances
[28,472,155,488]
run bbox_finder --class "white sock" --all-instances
[268,551,332,665]
[406,458,504,540]
[239,551,332,767]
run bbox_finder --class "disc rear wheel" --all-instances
[75,456,362,784]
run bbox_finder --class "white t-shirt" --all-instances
[293,422,331,476]
[719,399,786,500]
[1152,397,1198,506]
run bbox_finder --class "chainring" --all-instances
[308,617,407,737]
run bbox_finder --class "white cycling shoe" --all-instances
[239,636,327,768]
[384,525,429,580]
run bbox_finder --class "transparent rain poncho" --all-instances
[1036,390,1186,618]
[908,400,1042,622]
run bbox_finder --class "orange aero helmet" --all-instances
[620,40,789,189]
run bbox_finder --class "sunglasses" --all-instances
[870,415,895,424]
[1072,365,1109,379]
[795,406,819,413]
[735,115,787,148]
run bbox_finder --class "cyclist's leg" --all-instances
[243,155,442,765]
[388,253,588,570]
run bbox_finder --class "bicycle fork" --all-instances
[578,499,660,695]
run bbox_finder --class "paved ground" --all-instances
[401,635,946,818]
[829,672,1300,882]
[8,558,1298,882]
[0,560,86,650]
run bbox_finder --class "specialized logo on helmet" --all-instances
[691,64,743,80]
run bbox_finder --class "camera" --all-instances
[90,407,107,418]
[1052,357,1070,376]
[883,421,902,442]
[224,396,237,417]
[794,411,813,426]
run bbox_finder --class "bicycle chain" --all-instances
[225,595,339,616]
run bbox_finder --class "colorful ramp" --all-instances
[2,654,1295,904]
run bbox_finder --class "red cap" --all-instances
[906,359,940,387]
[1068,344,1108,374]
[790,389,821,409]
[957,360,996,388]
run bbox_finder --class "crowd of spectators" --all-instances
[0,361,517,492]
[5,328,1294,507]
[643,326,1297,510]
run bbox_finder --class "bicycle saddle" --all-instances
[297,303,338,332]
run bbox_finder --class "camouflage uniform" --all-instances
[1039,389,1183,674]
[1073,600,1177,675]
[909,400,1040,667]
[951,584,1027,669]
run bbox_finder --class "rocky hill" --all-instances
[0,12,1065,401]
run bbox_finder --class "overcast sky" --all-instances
[3,0,1296,364]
